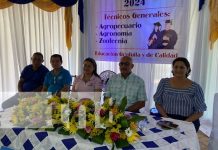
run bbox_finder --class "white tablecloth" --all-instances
[0,109,200,150]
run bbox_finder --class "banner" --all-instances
[88,0,190,64]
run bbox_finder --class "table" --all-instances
[0,109,200,150]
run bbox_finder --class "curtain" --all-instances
[0,3,80,110]
[187,0,218,136]
[201,42,218,136]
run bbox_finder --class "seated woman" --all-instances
[154,57,207,131]
[72,57,102,92]
[42,54,72,95]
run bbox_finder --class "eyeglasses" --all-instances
[119,62,130,66]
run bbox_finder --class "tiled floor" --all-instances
[198,131,209,150]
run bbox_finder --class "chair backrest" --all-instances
[99,70,116,91]
[208,93,218,150]
[70,75,77,91]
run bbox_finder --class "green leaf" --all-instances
[44,124,63,132]
[53,124,63,129]
[115,139,129,148]
[130,115,147,122]
[77,129,89,139]
[58,127,70,135]
[120,117,129,129]
[112,143,115,150]
[111,143,114,150]
[44,128,56,131]
[28,128,39,130]
[119,96,127,112]
[91,134,105,145]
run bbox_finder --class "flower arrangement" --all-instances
[11,94,146,149]
[11,95,52,128]
[48,96,146,149]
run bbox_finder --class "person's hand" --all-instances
[55,91,61,97]
[162,114,169,118]
[61,85,70,92]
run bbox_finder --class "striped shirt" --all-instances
[154,78,207,117]
[105,73,147,107]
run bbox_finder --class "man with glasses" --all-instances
[105,56,147,112]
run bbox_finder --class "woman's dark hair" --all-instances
[50,54,62,63]
[84,57,100,78]
[172,57,191,77]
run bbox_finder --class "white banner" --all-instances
[88,0,190,64]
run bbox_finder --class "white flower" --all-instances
[125,127,133,137]
[100,124,106,129]
[46,119,52,126]
[25,116,30,121]
[63,109,71,116]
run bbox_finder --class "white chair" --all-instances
[70,75,77,91]
[99,70,116,91]
[208,93,218,150]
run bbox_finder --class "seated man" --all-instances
[2,52,49,109]
[105,56,147,112]
[18,52,49,92]
[42,54,72,96]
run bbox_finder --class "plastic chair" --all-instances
[208,93,218,150]
[70,75,77,91]
[99,70,116,91]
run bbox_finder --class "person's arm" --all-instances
[94,77,103,92]
[155,102,168,117]
[18,66,28,92]
[61,85,70,92]
[126,101,145,112]
[38,67,49,92]
[41,72,49,92]
[61,70,72,92]
[18,78,24,92]
[72,85,76,92]
[153,78,167,116]
[34,85,43,92]
[186,83,207,122]
[54,85,70,97]
[185,112,203,122]
[94,88,102,92]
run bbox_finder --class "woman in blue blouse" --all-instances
[154,57,207,131]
